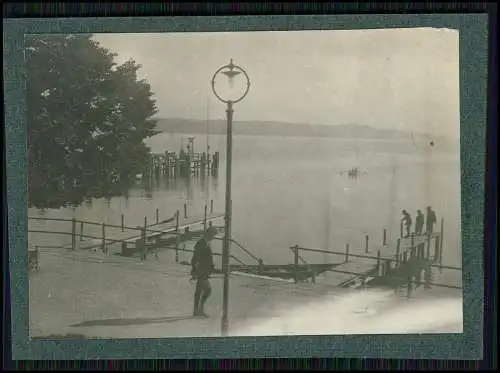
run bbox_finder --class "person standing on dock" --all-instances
[401,210,412,238]
[415,210,425,236]
[425,206,437,237]
[190,227,217,317]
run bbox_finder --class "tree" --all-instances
[26,34,158,208]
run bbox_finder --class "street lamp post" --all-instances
[211,58,250,337]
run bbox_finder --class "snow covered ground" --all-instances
[29,247,463,339]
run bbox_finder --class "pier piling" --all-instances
[79,220,84,241]
[184,204,188,219]
[395,238,401,269]
[440,217,444,250]
[121,214,124,232]
[141,218,147,261]
[376,250,381,276]
[437,236,443,273]
[400,222,403,238]
[365,235,369,253]
[71,218,76,250]
[204,205,208,231]
[101,223,106,253]
[407,276,413,298]
[383,229,387,246]
[434,236,440,260]
[424,267,432,289]
[345,243,350,262]
[293,245,299,283]
[156,208,159,224]
[210,199,214,213]
[175,210,180,263]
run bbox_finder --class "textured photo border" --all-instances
[4,14,486,360]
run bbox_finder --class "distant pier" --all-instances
[145,150,220,179]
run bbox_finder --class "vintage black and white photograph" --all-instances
[27,28,463,339]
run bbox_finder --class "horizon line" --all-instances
[152,116,459,139]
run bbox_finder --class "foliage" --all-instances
[26,34,158,208]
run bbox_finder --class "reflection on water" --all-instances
[29,134,462,273]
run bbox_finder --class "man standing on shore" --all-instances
[190,227,217,317]
[426,206,437,237]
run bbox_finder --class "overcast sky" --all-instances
[93,28,459,137]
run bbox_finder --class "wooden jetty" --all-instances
[28,200,224,259]
[146,149,220,179]
[219,216,461,298]
[285,217,461,297]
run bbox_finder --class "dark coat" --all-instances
[426,210,436,227]
[191,238,215,279]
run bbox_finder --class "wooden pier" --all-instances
[28,200,224,259]
[219,216,461,298]
[146,150,220,179]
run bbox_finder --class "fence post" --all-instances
[395,238,401,269]
[293,245,299,284]
[437,236,443,273]
[121,214,124,232]
[440,217,444,250]
[71,218,76,250]
[175,210,180,263]
[429,236,436,259]
[407,275,413,299]
[184,203,188,219]
[424,267,432,289]
[156,208,159,224]
[101,222,106,254]
[210,199,214,213]
[204,205,208,231]
[345,243,350,263]
[383,229,387,246]
[79,220,84,241]
[365,235,369,253]
[258,258,264,274]
[376,250,381,276]
[141,218,147,261]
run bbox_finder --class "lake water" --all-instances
[29,133,462,276]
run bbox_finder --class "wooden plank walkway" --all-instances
[124,213,224,244]
[294,233,441,286]
[76,213,225,250]
[332,233,440,277]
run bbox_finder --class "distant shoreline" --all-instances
[153,131,415,141]
[153,117,458,144]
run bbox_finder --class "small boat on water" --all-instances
[347,167,359,178]
[340,167,365,178]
